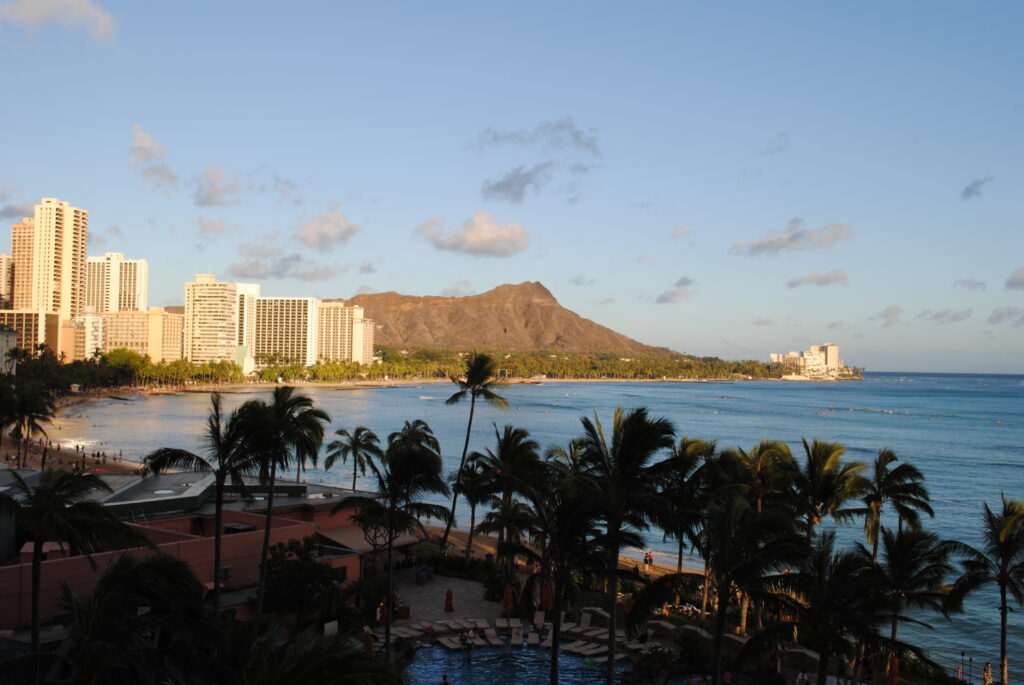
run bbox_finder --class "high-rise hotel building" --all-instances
[317,301,374,365]
[254,297,318,366]
[183,274,259,372]
[12,198,88,320]
[85,252,149,313]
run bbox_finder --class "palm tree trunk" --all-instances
[890,613,898,644]
[1000,584,1009,685]
[550,569,566,685]
[699,560,711,621]
[212,475,225,614]
[440,394,476,552]
[256,460,277,614]
[815,635,831,685]
[384,527,395,663]
[465,503,476,560]
[711,583,729,685]
[604,543,618,685]
[739,591,749,634]
[352,466,358,492]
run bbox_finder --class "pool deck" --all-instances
[392,573,502,627]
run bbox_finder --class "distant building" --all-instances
[254,297,318,366]
[0,254,13,309]
[183,274,259,372]
[11,198,88,320]
[317,301,374,364]
[149,306,184,363]
[100,310,149,356]
[85,252,149,313]
[770,342,846,379]
[0,310,59,352]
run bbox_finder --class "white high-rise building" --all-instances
[254,297,318,366]
[11,198,88,320]
[317,301,359,363]
[85,252,149,313]
[0,254,13,309]
[352,313,375,365]
[183,274,260,372]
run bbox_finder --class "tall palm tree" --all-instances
[142,392,255,613]
[456,455,489,559]
[9,380,55,468]
[950,495,1024,685]
[578,407,676,685]
[793,439,868,541]
[331,420,451,662]
[869,527,955,645]
[721,440,797,514]
[325,426,383,491]
[242,387,330,614]
[440,352,508,551]
[699,494,803,685]
[0,470,152,660]
[857,449,933,562]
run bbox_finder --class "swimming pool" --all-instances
[402,645,631,684]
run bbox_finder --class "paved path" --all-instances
[392,572,501,627]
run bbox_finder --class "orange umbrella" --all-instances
[542,584,553,611]
[886,652,899,685]
[444,588,455,614]
[502,583,515,611]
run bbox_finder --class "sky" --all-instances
[1,1,1022,374]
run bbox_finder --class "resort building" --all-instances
[0,254,13,309]
[100,310,150,356]
[0,311,59,352]
[149,306,184,363]
[183,274,259,372]
[769,342,845,379]
[254,297,318,366]
[58,310,105,361]
[85,252,149,313]
[10,198,88,320]
[316,301,375,364]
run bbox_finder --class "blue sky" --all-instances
[1,1,1022,373]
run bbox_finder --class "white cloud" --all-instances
[197,217,226,236]
[872,305,903,327]
[193,165,243,207]
[827,321,846,330]
[227,253,339,281]
[787,269,849,288]
[130,125,178,190]
[914,309,973,324]
[730,219,853,256]
[416,211,529,257]
[954,278,986,292]
[294,210,360,250]
[987,306,1024,327]
[440,280,475,297]
[569,273,595,286]
[0,0,115,41]
[1005,267,1024,290]
[656,277,696,304]
[752,318,775,326]
[671,226,692,239]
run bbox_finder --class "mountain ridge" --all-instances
[329,282,678,357]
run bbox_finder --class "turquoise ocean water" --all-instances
[52,372,1023,678]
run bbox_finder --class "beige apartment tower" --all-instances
[183,274,259,371]
[86,252,149,313]
[0,254,13,309]
[254,297,318,366]
[316,301,374,364]
[11,199,88,320]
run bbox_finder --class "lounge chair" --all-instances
[583,627,606,639]
[470,633,487,648]
[526,631,540,646]
[560,640,588,654]
[566,612,592,635]
[594,653,629,664]
[474,618,491,629]
[438,636,462,650]
[511,626,524,644]
[580,643,608,656]
[508,617,522,629]
[532,610,546,630]
[495,617,509,630]
[453,619,473,630]
[483,628,504,646]
[539,628,554,648]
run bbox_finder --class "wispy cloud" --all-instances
[761,131,790,155]
[227,243,340,281]
[671,226,693,239]
[1005,267,1024,290]
[597,298,614,305]
[730,219,853,256]
[569,273,595,286]
[130,125,179,190]
[0,201,34,219]
[827,321,846,330]
[197,217,226,236]
[294,210,360,250]
[89,224,124,247]
[475,117,600,156]
[632,255,652,264]
[954,278,986,292]
[787,269,848,289]
[440,280,475,297]
[961,176,994,200]
[752,318,775,326]
[656,277,696,304]
[915,308,973,324]
[358,261,376,275]
[987,306,1024,327]
[481,162,556,203]
[0,0,115,41]
[193,165,243,206]
[416,211,529,257]
[872,305,903,327]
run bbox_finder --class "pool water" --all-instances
[402,645,631,684]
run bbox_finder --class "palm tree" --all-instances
[721,440,797,514]
[857,449,933,562]
[950,495,1024,685]
[578,407,675,685]
[440,352,508,552]
[699,494,803,685]
[0,470,152,659]
[770,531,885,685]
[456,455,489,559]
[55,553,221,684]
[870,527,955,645]
[241,387,330,614]
[8,380,55,468]
[325,426,383,491]
[793,439,868,541]
[142,392,255,613]
[332,420,451,662]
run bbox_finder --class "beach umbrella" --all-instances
[542,584,553,611]
[502,583,515,613]
[444,587,454,614]
[886,653,899,685]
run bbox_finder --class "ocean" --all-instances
[51,372,1024,678]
